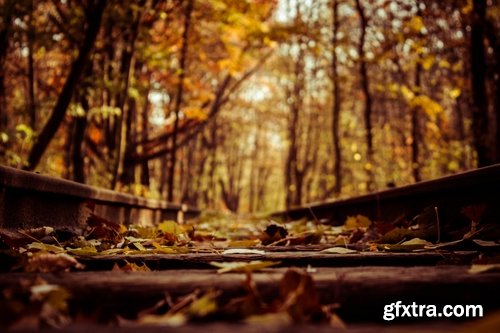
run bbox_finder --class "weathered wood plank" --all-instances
[8,322,468,333]
[76,251,478,270]
[0,266,498,322]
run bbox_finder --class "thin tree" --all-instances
[0,0,16,130]
[469,0,491,166]
[25,0,107,170]
[167,0,194,202]
[354,0,374,186]
[331,0,342,194]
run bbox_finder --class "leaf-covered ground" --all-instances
[1,205,499,330]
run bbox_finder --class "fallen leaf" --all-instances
[157,221,183,236]
[245,312,292,325]
[27,242,65,254]
[472,240,500,248]
[86,214,125,241]
[65,247,98,256]
[228,240,260,247]
[138,312,187,327]
[112,262,150,272]
[27,253,84,273]
[321,247,358,254]
[210,260,279,274]
[344,215,372,230]
[260,224,288,245]
[132,242,147,251]
[468,264,500,274]
[279,268,325,322]
[222,249,266,255]
[187,290,219,317]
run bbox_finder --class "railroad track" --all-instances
[0,165,200,229]
[1,165,499,332]
[273,164,500,225]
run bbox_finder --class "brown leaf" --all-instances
[85,214,125,242]
[260,224,288,245]
[26,252,84,273]
[279,268,323,322]
[112,262,150,272]
[0,228,34,248]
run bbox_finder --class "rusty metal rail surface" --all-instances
[0,165,200,229]
[271,164,500,225]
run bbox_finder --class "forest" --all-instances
[0,0,499,213]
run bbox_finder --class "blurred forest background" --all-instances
[0,0,499,212]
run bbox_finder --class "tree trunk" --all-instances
[167,0,194,202]
[354,0,374,190]
[469,0,491,167]
[27,0,36,130]
[140,87,150,187]
[72,90,90,183]
[208,117,218,208]
[112,0,146,188]
[484,18,500,162]
[285,45,304,209]
[25,0,107,170]
[0,0,15,130]
[411,61,422,182]
[331,0,342,194]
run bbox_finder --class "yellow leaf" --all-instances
[421,56,435,70]
[209,260,280,274]
[100,248,127,255]
[157,220,183,235]
[462,0,473,14]
[468,264,500,274]
[409,16,424,33]
[27,242,65,253]
[400,85,415,100]
[66,247,98,256]
[449,88,461,99]
[411,95,443,119]
[132,242,146,251]
[188,291,219,317]
[138,313,187,327]
[438,59,451,69]
[30,283,70,312]
[182,106,208,121]
[344,215,372,229]
[228,239,260,247]
[400,238,432,246]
